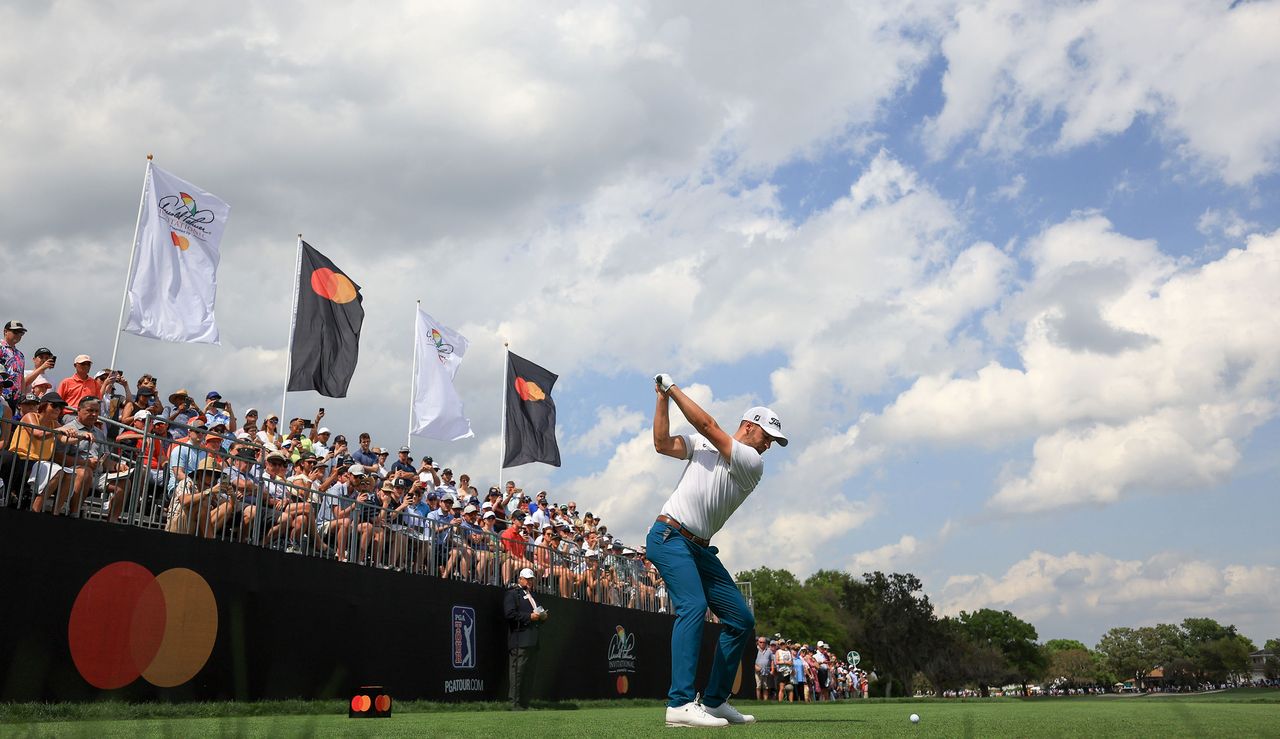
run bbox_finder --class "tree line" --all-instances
[736,567,1279,697]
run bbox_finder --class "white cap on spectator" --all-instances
[317,427,331,435]
[817,640,826,648]
[483,511,496,519]
[245,407,258,416]
[463,504,478,514]
[349,464,368,476]
[481,501,492,510]
[74,354,92,365]
[134,410,152,421]
[94,369,110,379]
[518,568,536,580]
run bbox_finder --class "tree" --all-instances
[1097,627,1145,684]
[1137,624,1190,684]
[846,572,937,697]
[1265,639,1280,681]
[735,567,840,644]
[1046,649,1098,688]
[957,608,1047,695]
[1044,639,1091,654]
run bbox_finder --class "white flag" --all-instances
[411,307,474,441]
[124,163,230,344]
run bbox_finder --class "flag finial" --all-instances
[146,153,153,160]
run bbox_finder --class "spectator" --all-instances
[4,391,71,511]
[371,448,389,478]
[242,449,288,543]
[236,407,259,440]
[0,320,29,408]
[774,642,794,702]
[313,427,332,457]
[390,445,415,480]
[166,389,201,437]
[219,447,261,538]
[166,417,209,493]
[501,510,535,583]
[350,432,376,466]
[120,381,161,425]
[263,453,315,552]
[57,354,102,413]
[256,413,283,448]
[755,637,773,700]
[166,457,227,537]
[435,467,458,497]
[97,370,132,428]
[57,396,128,520]
[566,500,581,524]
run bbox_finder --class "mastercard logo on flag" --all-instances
[311,267,359,304]
[68,561,218,690]
[513,376,546,401]
[170,231,190,251]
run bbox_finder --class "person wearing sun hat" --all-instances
[165,456,226,537]
[647,374,788,727]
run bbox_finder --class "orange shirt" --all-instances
[501,526,528,558]
[57,375,101,411]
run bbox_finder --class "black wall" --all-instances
[0,508,748,702]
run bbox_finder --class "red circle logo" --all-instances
[68,562,217,689]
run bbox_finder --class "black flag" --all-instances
[503,352,561,467]
[287,240,364,398]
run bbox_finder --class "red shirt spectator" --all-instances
[57,354,102,412]
[501,522,528,558]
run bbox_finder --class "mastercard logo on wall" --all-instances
[68,561,218,690]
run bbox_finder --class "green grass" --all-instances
[3,690,1278,737]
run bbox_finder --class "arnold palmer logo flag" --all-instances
[503,352,561,468]
[124,163,231,344]
[288,241,364,398]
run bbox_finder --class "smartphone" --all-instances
[213,400,228,410]
[318,407,325,414]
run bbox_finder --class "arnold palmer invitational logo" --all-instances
[158,189,219,251]
[608,625,636,694]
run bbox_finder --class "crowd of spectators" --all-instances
[753,635,871,702]
[0,318,668,611]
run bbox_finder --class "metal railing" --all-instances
[0,413,673,613]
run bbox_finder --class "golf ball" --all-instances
[910,713,920,723]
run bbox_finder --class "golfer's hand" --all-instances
[654,373,675,393]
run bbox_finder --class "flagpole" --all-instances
[109,154,153,373]
[407,300,421,449]
[280,234,303,425]
[498,340,508,492]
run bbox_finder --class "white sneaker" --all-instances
[702,701,755,724]
[665,702,729,728]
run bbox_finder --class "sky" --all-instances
[2,0,1278,648]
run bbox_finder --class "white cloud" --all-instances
[848,534,920,574]
[865,219,1280,512]
[993,173,1026,201]
[926,0,1280,184]
[940,550,1280,644]
[570,405,647,455]
[1198,208,1260,241]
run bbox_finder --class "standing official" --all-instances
[646,373,787,727]
[504,567,547,710]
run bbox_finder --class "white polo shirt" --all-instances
[659,433,763,540]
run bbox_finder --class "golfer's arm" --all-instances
[653,393,687,459]
[667,386,732,459]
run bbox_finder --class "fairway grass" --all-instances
[4,690,1278,738]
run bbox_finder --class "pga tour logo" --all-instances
[452,605,476,669]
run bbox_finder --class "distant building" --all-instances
[1248,649,1274,681]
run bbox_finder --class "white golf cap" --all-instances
[518,568,536,580]
[742,406,788,446]
[317,427,331,435]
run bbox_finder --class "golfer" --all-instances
[646,373,787,727]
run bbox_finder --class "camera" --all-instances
[213,400,228,410]
[301,420,314,429]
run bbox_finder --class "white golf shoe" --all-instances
[702,701,755,724]
[665,702,730,728]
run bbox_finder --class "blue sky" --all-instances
[2,0,1278,646]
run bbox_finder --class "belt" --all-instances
[656,514,710,547]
